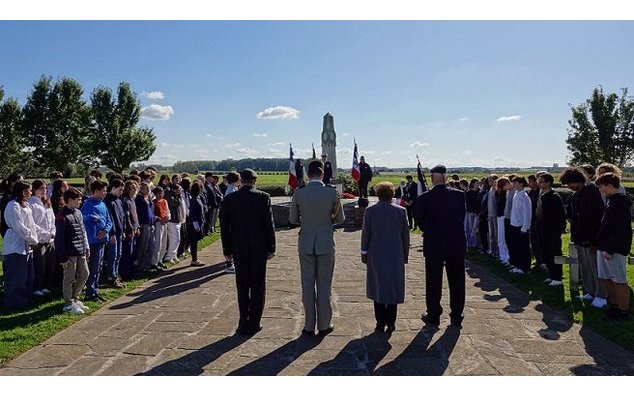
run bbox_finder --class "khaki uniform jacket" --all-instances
[289,181,345,255]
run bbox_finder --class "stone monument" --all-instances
[321,112,337,179]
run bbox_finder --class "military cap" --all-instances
[430,164,447,174]
[240,168,258,181]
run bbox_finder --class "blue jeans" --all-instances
[107,236,123,280]
[2,253,34,309]
[86,243,106,297]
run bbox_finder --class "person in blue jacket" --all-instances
[80,179,112,302]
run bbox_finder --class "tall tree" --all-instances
[0,87,26,176]
[23,76,93,173]
[90,82,156,173]
[566,86,634,167]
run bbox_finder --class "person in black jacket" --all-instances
[595,173,632,320]
[414,164,467,328]
[321,154,333,185]
[104,178,126,288]
[527,174,543,270]
[220,168,276,336]
[188,180,206,267]
[405,174,418,229]
[560,167,607,307]
[535,173,567,286]
[358,156,372,198]
[55,187,90,314]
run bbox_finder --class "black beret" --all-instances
[430,164,447,174]
[240,168,258,181]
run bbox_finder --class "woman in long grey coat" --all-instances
[361,181,410,333]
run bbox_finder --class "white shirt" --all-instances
[2,200,39,255]
[225,184,239,196]
[510,190,532,232]
[28,196,56,244]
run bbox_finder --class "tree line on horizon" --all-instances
[0,76,156,178]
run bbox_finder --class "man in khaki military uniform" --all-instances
[289,160,345,336]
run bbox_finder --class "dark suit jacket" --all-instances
[323,161,333,184]
[414,184,466,258]
[406,181,418,203]
[220,185,276,260]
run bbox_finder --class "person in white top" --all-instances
[2,180,39,310]
[224,171,241,197]
[28,180,57,297]
[508,177,532,274]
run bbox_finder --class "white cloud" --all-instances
[224,143,241,148]
[381,150,393,155]
[253,133,268,138]
[337,148,353,155]
[270,141,285,146]
[269,148,282,155]
[256,106,300,120]
[493,157,505,163]
[141,104,174,120]
[143,91,165,100]
[459,117,469,122]
[496,115,522,122]
[410,141,430,148]
[236,148,259,157]
[342,133,350,136]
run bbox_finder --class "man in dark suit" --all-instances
[358,156,372,198]
[414,164,467,328]
[404,174,418,229]
[321,154,333,185]
[220,168,276,336]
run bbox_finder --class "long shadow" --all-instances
[466,258,573,340]
[308,331,393,375]
[109,261,227,309]
[375,326,460,375]
[140,333,249,375]
[227,334,323,375]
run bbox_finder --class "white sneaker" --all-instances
[41,288,52,295]
[74,300,90,311]
[224,265,236,274]
[577,293,594,301]
[539,263,548,271]
[510,268,525,274]
[33,290,45,297]
[590,297,607,308]
[549,280,564,286]
[63,303,85,314]
[544,278,552,283]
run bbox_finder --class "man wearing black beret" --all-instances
[414,164,467,328]
[220,168,276,336]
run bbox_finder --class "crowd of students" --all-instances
[453,163,632,321]
[0,167,240,314]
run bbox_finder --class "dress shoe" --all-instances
[95,294,108,302]
[247,325,263,335]
[449,321,463,329]
[318,325,335,337]
[421,313,440,327]
[374,324,385,333]
[301,329,316,337]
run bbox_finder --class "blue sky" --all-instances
[1,20,633,168]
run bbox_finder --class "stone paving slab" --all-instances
[1,228,634,376]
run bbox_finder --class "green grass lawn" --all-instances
[0,232,220,366]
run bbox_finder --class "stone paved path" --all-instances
[1,229,633,375]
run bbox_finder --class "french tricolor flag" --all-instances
[351,140,361,182]
[288,143,298,189]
